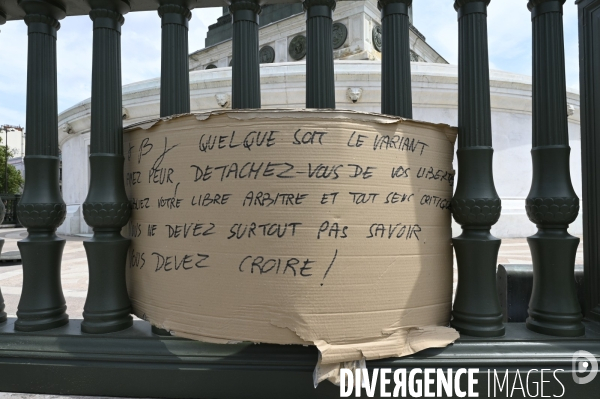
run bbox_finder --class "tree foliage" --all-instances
[0,135,24,194]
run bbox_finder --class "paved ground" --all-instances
[0,227,585,318]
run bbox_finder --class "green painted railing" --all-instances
[0,0,599,397]
[0,194,20,227]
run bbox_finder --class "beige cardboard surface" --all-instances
[123,109,459,365]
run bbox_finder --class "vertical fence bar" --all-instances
[0,195,4,323]
[0,27,5,321]
[159,1,192,117]
[378,0,412,118]
[303,0,336,109]
[15,0,68,332]
[450,0,504,337]
[82,0,133,334]
[0,13,4,323]
[156,1,189,335]
[577,0,600,323]
[230,0,261,109]
[525,0,583,336]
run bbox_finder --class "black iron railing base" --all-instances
[15,235,68,332]
[0,318,598,398]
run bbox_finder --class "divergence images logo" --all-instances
[572,350,598,385]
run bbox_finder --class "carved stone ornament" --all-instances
[332,22,347,49]
[215,93,231,108]
[346,87,363,103]
[229,58,233,66]
[372,24,382,52]
[259,46,275,64]
[62,122,73,134]
[289,35,307,60]
[206,64,217,69]
[122,107,129,120]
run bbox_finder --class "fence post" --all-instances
[13,195,20,227]
[0,196,5,323]
[0,13,6,323]
[159,1,192,117]
[450,0,504,337]
[230,0,261,109]
[15,0,69,332]
[525,0,583,336]
[303,0,336,109]
[577,0,600,323]
[378,0,412,118]
[82,0,133,334]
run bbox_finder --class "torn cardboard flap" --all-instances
[124,109,458,367]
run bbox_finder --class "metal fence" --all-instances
[0,0,599,397]
[0,194,20,226]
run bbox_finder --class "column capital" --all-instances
[158,4,192,19]
[158,3,191,28]
[454,0,490,8]
[528,0,565,15]
[454,0,489,17]
[19,0,65,38]
[88,0,130,15]
[303,0,336,18]
[229,0,261,23]
[377,0,411,13]
[18,0,66,20]
[88,0,129,32]
[377,0,410,17]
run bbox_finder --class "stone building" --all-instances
[56,1,582,238]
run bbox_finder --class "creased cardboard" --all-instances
[123,109,459,367]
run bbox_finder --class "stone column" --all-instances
[525,0,584,337]
[303,0,336,109]
[82,0,133,334]
[159,1,191,117]
[15,0,68,332]
[450,0,504,337]
[230,0,261,109]
[378,0,412,118]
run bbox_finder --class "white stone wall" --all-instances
[57,61,582,238]
[188,0,446,71]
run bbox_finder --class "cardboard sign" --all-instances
[124,110,459,365]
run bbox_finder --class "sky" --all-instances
[0,1,580,128]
